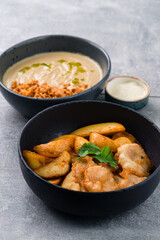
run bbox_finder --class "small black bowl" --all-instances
[19,101,160,217]
[0,35,111,118]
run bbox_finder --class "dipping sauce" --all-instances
[3,52,103,98]
[106,76,148,101]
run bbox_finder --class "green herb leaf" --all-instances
[77,143,117,168]
[95,146,110,162]
[78,142,101,157]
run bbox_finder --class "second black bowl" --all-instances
[0,35,111,117]
[19,101,160,216]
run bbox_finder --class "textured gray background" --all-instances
[0,0,160,239]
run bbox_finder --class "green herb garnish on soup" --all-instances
[57,59,66,63]
[19,63,52,74]
[72,78,79,84]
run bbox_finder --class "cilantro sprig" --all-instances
[77,142,117,168]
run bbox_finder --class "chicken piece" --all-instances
[72,156,96,191]
[115,143,152,178]
[112,132,136,143]
[82,165,118,192]
[114,175,123,184]
[61,171,81,191]
[118,174,146,189]
[62,156,96,191]
[99,162,120,174]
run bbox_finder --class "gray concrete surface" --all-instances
[0,0,160,239]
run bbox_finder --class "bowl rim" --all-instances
[18,100,160,195]
[105,75,150,103]
[0,34,111,101]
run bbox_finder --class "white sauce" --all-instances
[107,77,148,101]
[3,52,103,89]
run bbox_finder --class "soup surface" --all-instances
[3,52,103,98]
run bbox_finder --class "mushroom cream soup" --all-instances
[3,52,103,98]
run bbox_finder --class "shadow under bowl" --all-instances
[19,100,160,217]
[0,35,111,118]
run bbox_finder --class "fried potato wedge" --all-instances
[71,122,125,137]
[74,136,89,154]
[51,134,76,142]
[89,132,117,152]
[34,138,74,157]
[48,177,62,185]
[34,151,70,178]
[23,150,53,170]
[112,132,136,142]
[114,137,132,148]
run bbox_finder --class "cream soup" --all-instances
[3,52,102,89]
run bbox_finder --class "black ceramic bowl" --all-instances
[0,35,111,118]
[19,101,160,217]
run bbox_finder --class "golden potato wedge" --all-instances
[48,177,62,185]
[34,138,74,157]
[74,136,89,154]
[34,151,70,178]
[50,134,76,142]
[112,132,136,142]
[89,132,117,152]
[114,137,132,148]
[23,150,53,170]
[71,122,125,137]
